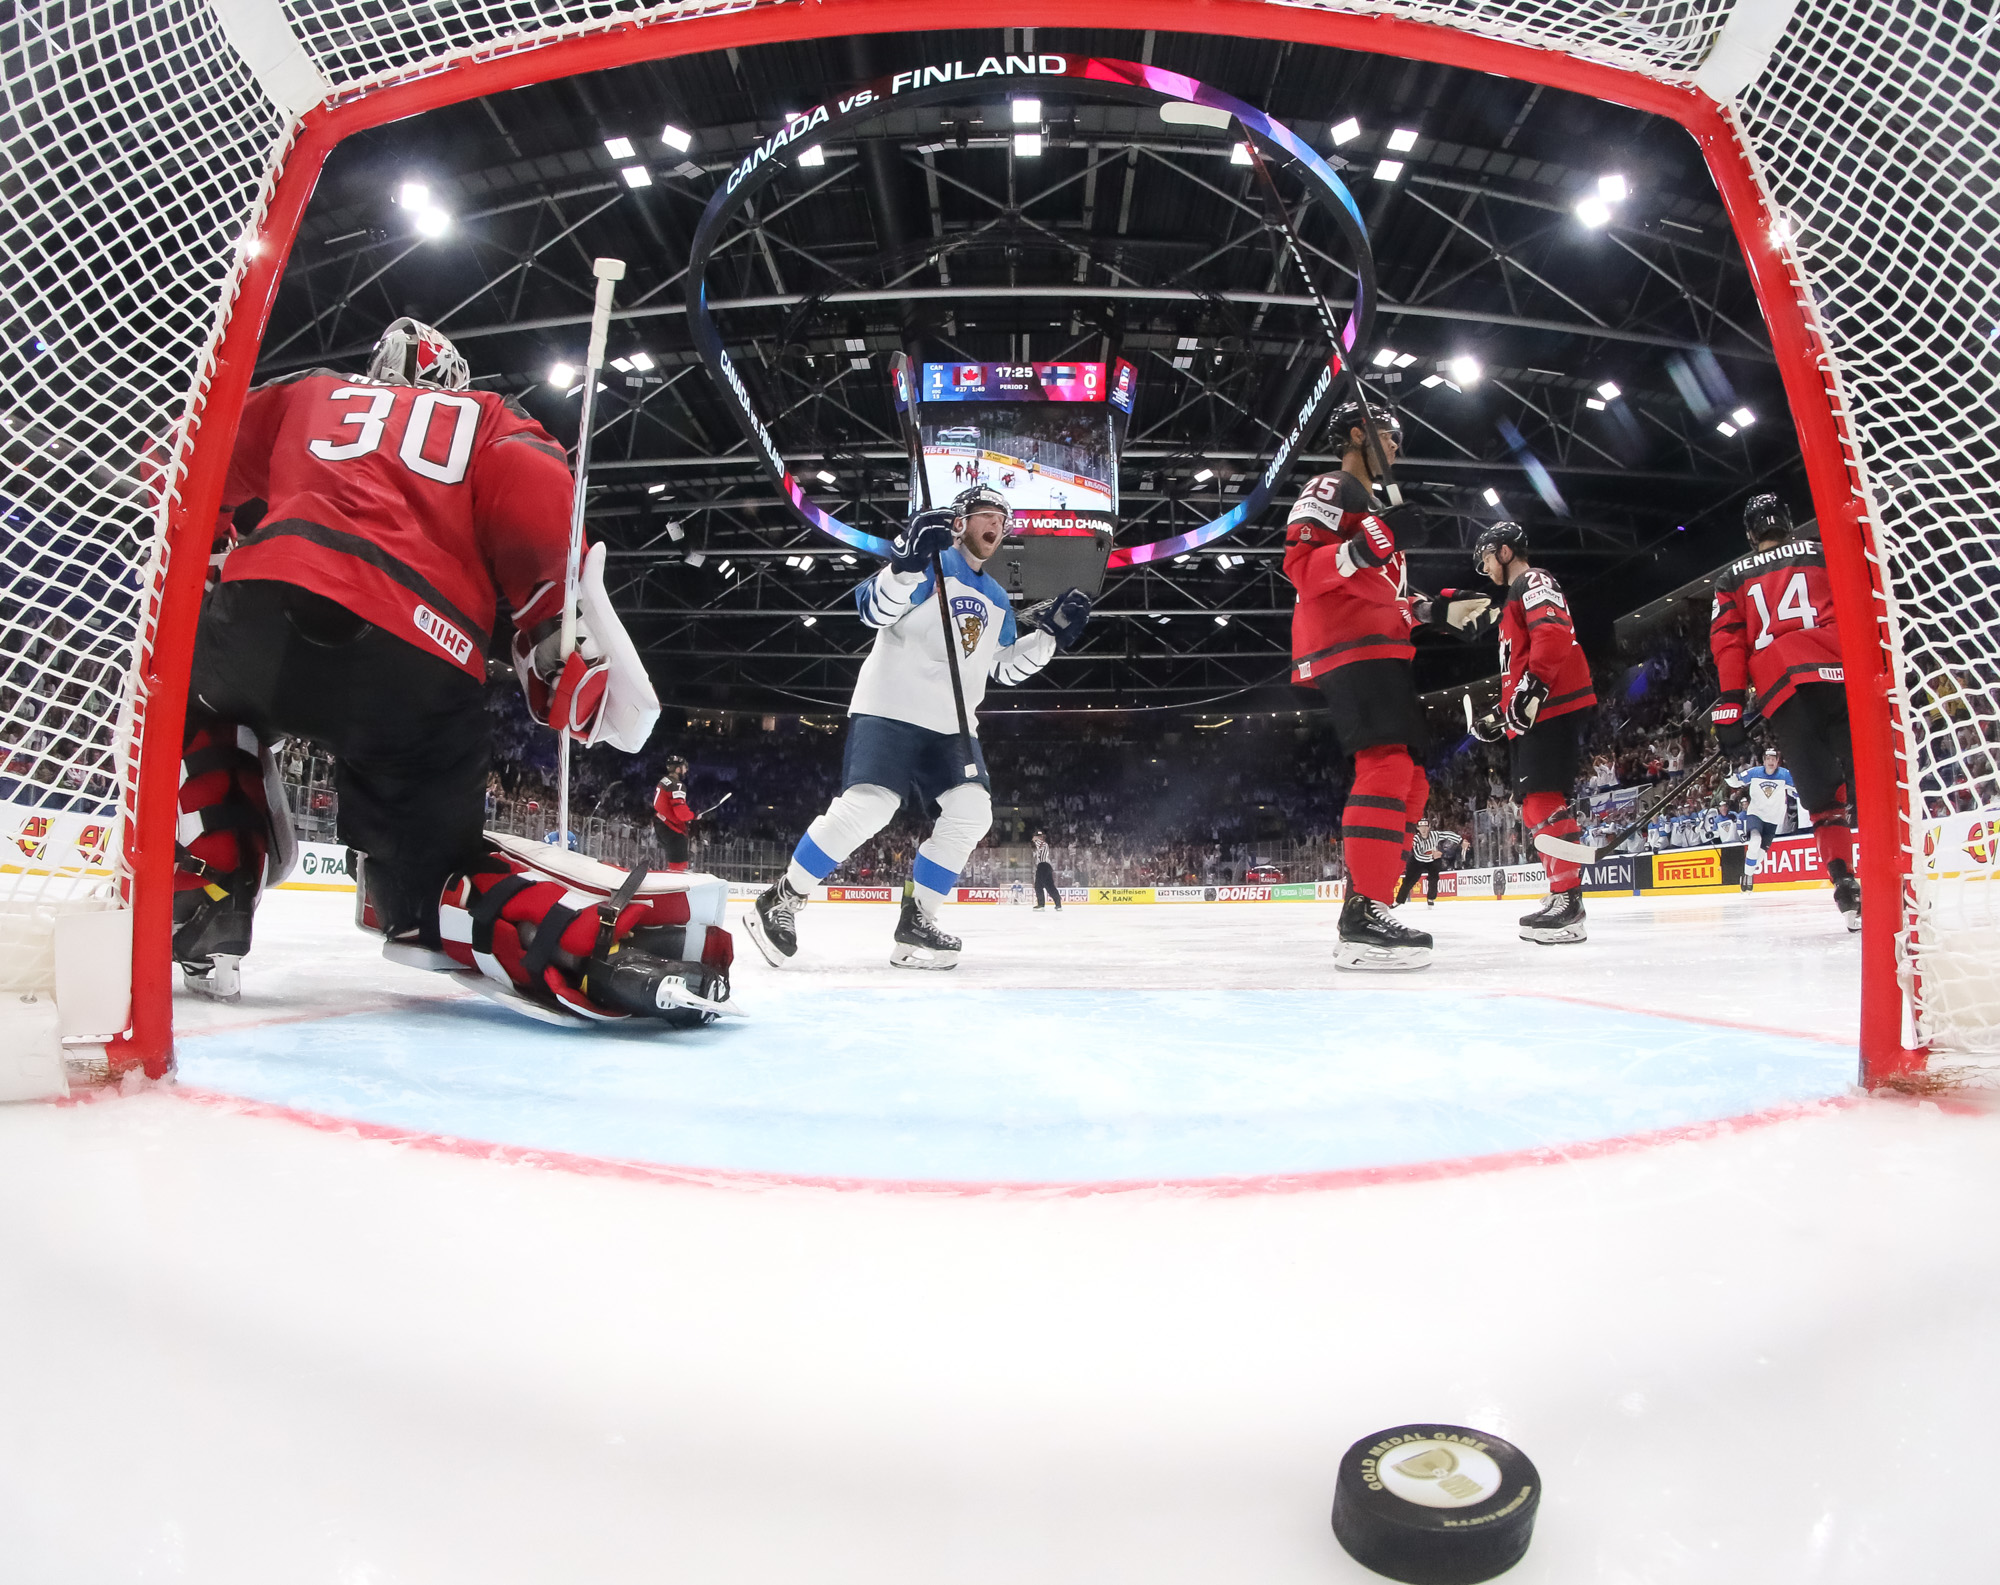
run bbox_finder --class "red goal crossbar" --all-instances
[109,0,1921,1086]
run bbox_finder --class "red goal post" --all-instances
[6,0,1982,1083]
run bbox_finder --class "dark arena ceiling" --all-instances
[255,26,1805,716]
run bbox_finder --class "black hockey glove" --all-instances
[1385,503,1429,548]
[1503,674,1548,734]
[1711,690,1750,750]
[1464,692,1504,743]
[1043,587,1093,651]
[1414,586,1494,636]
[890,509,958,574]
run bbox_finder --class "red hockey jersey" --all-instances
[653,780,694,834]
[217,370,576,682]
[1709,537,1844,716]
[1283,470,1415,684]
[1498,567,1595,735]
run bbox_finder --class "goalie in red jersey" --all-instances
[173,318,731,1023]
[1709,493,1859,930]
[1464,522,1597,944]
[1284,401,1491,970]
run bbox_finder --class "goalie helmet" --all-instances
[951,482,1011,529]
[1471,518,1528,574]
[1743,492,1793,546]
[368,316,471,391]
[1329,399,1403,452]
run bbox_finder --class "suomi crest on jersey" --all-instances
[950,593,988,656]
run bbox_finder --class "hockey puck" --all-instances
[1331,1424,1540,1584]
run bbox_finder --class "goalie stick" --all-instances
[557,255,626,849]
[887,350,978,780]
[1237,135,1403,507]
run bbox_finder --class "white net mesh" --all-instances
[2,0,1993,1054]
[1,1,284,991]
[1735,1,2000,1052]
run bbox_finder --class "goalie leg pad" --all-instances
[173,714,275,994]
[439,850,733,1024]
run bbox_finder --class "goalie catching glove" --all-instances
[513,540,660,751]
[438,840,735,1026]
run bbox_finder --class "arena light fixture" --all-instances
[1576,195,1612,227]
[412,206,450,238]
[1330,117,1361,146]
[1732,406,1757,426]
[1386,127,1419,152]
[1193,467,1215,483]
[1448,355,1482,386]
[1596,380,1622,400]
[1012,97,1041,124]
[687,55,1373,569]
[839,554,857,565]
[686,552,706,569]
[628,351,654,371]
[1586,397,1607,410]
[603,135,635,159]
[610,356,634,372]
[1374,159,1404,181]
[665,523,685,541]
[815,468,837,484]
[1394,352,1418,368]
[660,123,693,153]
[797,144,825,167]
[647,482,668,495]
[396,181,429,209]
[1213,614,1230,626]
[1598,172,1629,202]
[1014,131,1042,157]
[802,615,817,627]
[1717,420,1739,436]
[714,558,730,574]
[547,361,577,389]
[1420,374,1444,388]
[1231,142,1252,165]
[620,165,651,188]
[1372,347,1400,367]
[1483,487,1501,506]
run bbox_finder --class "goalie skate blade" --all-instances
[889,943,959,971]
[1332,942,1430,973]
[180,955,243,1002]
[649,978,748,1020]
[1331,1423,1540,1585]
[743,909,794,969]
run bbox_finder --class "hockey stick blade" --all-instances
[1533,831,1601,866]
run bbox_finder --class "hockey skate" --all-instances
[1519,887,1588,944]
[1334,893,1431,971]
[890,896,960,970]
[745,877,808,966]
[172,884,253,1001]
[1831,865,1862,932]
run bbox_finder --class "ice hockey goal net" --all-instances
[2,0,1992,1081]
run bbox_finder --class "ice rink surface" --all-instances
[4,887,1998,1582]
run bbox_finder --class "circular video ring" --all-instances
[686,53,1377,565]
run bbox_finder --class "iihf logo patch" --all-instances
[950,593,986,657]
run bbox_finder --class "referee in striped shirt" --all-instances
[1395,818,1448,907]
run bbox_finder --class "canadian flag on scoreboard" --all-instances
[954,365,983,388]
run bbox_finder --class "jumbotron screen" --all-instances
[919,362,1131,535]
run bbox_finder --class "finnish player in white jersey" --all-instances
[746,486,1092,969]
[1730,747,1799,889]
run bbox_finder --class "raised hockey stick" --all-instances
[557,255,627,848]
[1237,135,1403,507]
[1536,708,1764,866]
[888,350,978,780]
[695,791,733,819]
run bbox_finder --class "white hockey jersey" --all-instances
[848,547,1056,734]
[1728,764,1797,826]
